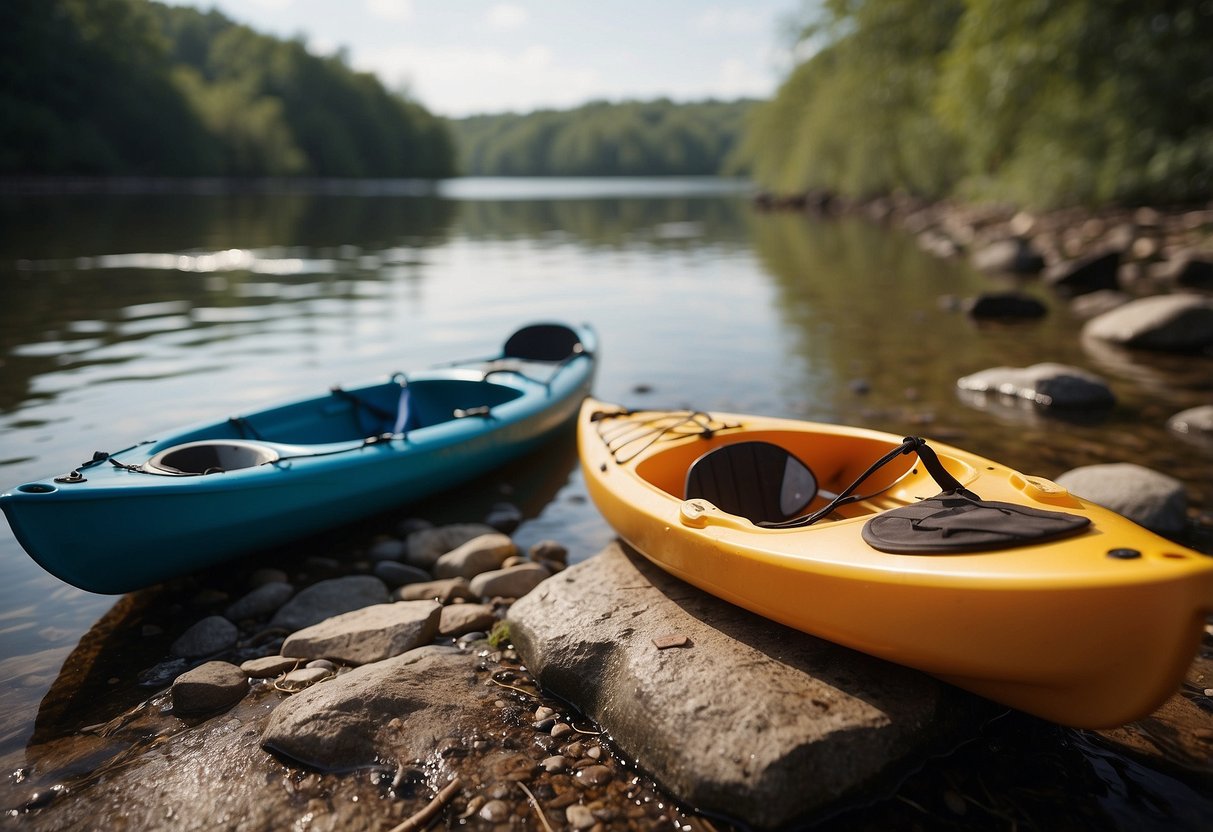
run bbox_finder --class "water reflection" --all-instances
[0,181,1211,827]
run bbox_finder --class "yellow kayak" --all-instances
[578,399,1213,728]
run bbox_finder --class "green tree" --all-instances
[733,0,964,198]
[449,98,757,176]
[0,0,456,178]
[936,0,1213,205]
[0,0,219,174]
[737,0,1213,208]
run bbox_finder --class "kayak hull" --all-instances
[578,400,1213,728]
[1,324,596,594]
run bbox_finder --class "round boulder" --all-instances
[1055,463,1187,536]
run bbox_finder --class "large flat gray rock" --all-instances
[280,600,441,665]
[262,645,494,771]
[507,541,988,830]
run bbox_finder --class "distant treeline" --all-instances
[732,0,1213,208]
[0,0,455,178]
[450,99,756,177]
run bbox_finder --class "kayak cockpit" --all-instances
[154,376,527,450]
[133,377,529,476]
[145,439,280,475]
[635,429,928,521]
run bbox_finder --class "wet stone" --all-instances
[368,538,407,562]
[529,540,568,564]
[956,363,1115,409]
[138,657,189,687]
[240,655,298,678]
[171,660,248,714]
[170,615,238,659]
[281,667,333,688]
[484,502,523,534]
[394,577,477,604]
[372,560,431,588]
[456,631,488,647]
[542,755,569,772]
[280,600,441,665]
[269,575,389,631]
[224,581,294,622]
[575,765,613,788]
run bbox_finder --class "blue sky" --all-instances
[165,1,804,117]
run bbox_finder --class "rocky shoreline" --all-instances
[6,501,1213,831]
[760,192,1213,498]
[4,196,1213,830]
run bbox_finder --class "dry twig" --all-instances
[388,777,463,832]
[517,782,556,832]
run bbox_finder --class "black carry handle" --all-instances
[764,436,977,529]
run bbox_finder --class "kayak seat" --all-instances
[685,441,818,526]
[502,323,586,362]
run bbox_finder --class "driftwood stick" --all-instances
[388,777,463,832]
[518,782,556,832]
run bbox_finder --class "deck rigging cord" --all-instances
[591,407,741,464]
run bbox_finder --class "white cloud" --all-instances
[243,0,296,9]
[695,7,768,33]
[487,3,528,30]
[366,0,413,22]
[355,42,602,116]
[715,57,774,99]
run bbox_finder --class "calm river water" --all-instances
[0,178,1210,826]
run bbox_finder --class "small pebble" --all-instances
[484,502,523,533]
[551,722,574,739]
[529,540,568,564]
[535,706,556,721]
[456,631,487,647]
[541,755,568,773]
[281,667,332,687]
[575,765,612,787]
[306,659,337,672]
[240,655,297,678]
[368,538,407,561]
[479,799,510,822]
[566,804,596,829]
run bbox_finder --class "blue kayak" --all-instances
[1,322,597,594]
